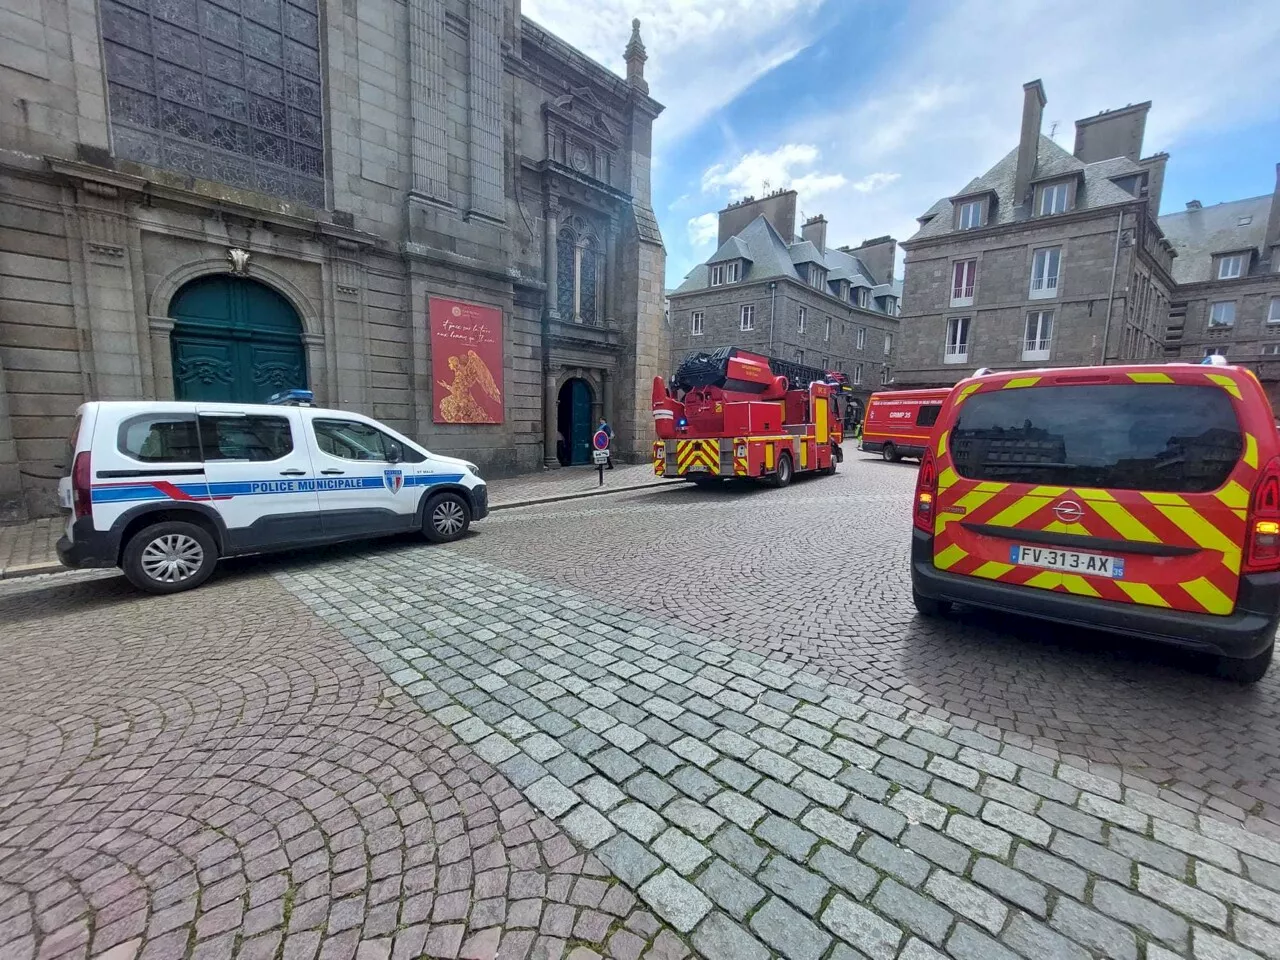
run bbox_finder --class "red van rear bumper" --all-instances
[911,529,1280,659]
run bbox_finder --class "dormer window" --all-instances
[808,266,825,289]
[1038,181,1070,216]
[709,261,741,286]
[1218,254,1245,280]
[957,199,984,230]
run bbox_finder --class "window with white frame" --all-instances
[1023,310,1053,361]
[726,261,740,283]
[709,264,725,286]
[1263,344,1280,356]
[824,317,831,341]
[852,363,863,385]
[1039,181,1069,215]
[1218,255,1244,280]
[957,199,983,230]
[1269,297,1280,324]
[798,307,806,333]
[795,349,804,363]
[1209,301,1236,327]
[740,304,755,331]
[884,333,892,356]
[945,317,970,363]
[952,259,976,306]
[691,311,704,336]
[1205,346,1227,357]
[857,287,870,308]
[856,326,866,350]
[1030,246,1061,298]
[887,297,899,316]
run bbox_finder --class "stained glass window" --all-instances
[580,238,598,325]
[557,229,576,319]
[99,0,325,207]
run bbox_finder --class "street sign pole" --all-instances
[592,429,611,486]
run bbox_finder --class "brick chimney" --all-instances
[717,189,798,246]
[1015,80,1046,209]
[1073,101,1151,163]
[852,236,897,285]
[1266,162,1280,253]
[801,215,827,254]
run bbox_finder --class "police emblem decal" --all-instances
[383,469,404,493]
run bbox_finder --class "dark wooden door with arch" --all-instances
[169,275,308,403]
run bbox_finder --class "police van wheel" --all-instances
[424,492,471,543]
[1216,641,1274,684]
[769,453,793,488]
[882,443,899,463]
[123,521,218,594]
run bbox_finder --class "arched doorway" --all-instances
[557,378,594,465]
[169,275,307,403]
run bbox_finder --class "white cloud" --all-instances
[701,144,823,196]
[850,172,901,194]
[521,0,825,147]
[687,212,719,248]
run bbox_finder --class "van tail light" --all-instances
[914,449,938,535]
[1245,457,1280,573]
[72,451,92,520]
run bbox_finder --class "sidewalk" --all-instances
[0,462,671,580]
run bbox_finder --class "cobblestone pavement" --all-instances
[278,545,1280,960]
[488,465,667,507]
[451,456,1280,828]
[0,570,687,960]
[0,516,60,577]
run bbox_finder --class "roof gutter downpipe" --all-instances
[769,282,777,353]
[1100,210,1125,365]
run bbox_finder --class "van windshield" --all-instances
[949,383,1242,493]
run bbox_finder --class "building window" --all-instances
[557,220,602,324]
[957,200,983,230]
[557,229,577,319]
[824,317,831,342]
[886,297,899,316]
[709,264,725,286]
[884,333,893,356]
[691,311,704,336]
[1263,344,1280,356]
[952,260,976,306]
[726,261,740,283]
[1269,298,1280,324]
[1039,181,1069,215]
[100,0,326,206]
[1023,310,1053,361]
[880,365,890,386]
[945,317,970,363]
[856,326,866,350]
[809,266,825,289]
[798,307,806,333]
[856,288,870,308]
[1219,255,1244,280]
[1209,301,1236,328]
[1030,247,1061,299]
[740,304,755,331]
[820,355,828,369]
[852,363,863,386]
[795,349,804,363]
[580,238,598,324]
[1205,346,1227,358]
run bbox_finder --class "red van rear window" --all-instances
[949,384,1241,493]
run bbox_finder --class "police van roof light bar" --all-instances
[267,389,315,406]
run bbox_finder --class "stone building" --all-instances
[667,190,901,416]
[0,0,667,519]
[1158,167,1280,403]
[895,81,1175,386]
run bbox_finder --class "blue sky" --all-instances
[525,0,1280,289]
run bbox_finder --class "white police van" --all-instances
[57,390,488,593]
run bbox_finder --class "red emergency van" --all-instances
[861,388,950,462]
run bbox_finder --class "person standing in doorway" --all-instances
[598,417,614,468]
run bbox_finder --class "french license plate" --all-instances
[686,464,709,473]
[1011,545,1125,578]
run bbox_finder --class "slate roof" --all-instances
[910,136,1143,242]
[1157,195,1275,284]
[672,214,898,313]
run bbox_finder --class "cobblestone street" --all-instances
[5,455,1280,958]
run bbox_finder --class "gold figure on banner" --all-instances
[437,350,502,423]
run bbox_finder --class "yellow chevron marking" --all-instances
[933,543,968,570]
[937,430,948,458]
[988,495,1054,528]
[1004,377,1042,389]
[955,383,982,405]
[1181,577,1234,615]
[1216,480,1250,511]
[972,561,1015,580]
[1059,575,1101,598]
[1128,372,1174,384]
[1024,571,1059,589]
[938,467,958,491]
[1206,373,1242,399]
[1245,433,1259,469]
[1028,485,1068,498]
[975,482,1009,494]
[1142,491,1188,506]
[1117,582,1171,607]
[1150,500,1236,555]
[935,487,1004,535]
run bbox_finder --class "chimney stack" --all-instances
[1186,200,1202,210]
[1073,101,1150,163]
[853,236,898,285]
[1266,162,1280,253]
[801,215,828,254]
[717,189,798,246]
[1015,80,1047,209]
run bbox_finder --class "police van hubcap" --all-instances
[141,534,204,582]
[433,501,465,535]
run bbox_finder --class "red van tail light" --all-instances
[1245,457,1280,573]
[914,449,937,534]
[72,451,92,519]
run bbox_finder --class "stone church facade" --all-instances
[0,0,667,519]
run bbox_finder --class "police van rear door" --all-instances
[196,405,322,551]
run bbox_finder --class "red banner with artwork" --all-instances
[430,297,504,424]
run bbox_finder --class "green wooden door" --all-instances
[170,276,307,403]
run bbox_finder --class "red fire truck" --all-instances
[652,348,844,486]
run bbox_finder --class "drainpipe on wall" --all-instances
[768,282,777,353]
[1100,210,1126,365]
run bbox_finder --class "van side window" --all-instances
[199,415,294,462]
[313,419,425,463]
[917,404,942,428]
[118,414,201,463]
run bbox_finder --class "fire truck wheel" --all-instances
[770,453,793,488]
[824,446,838,475]
[913,590,951,618]
[882,443,900,463]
